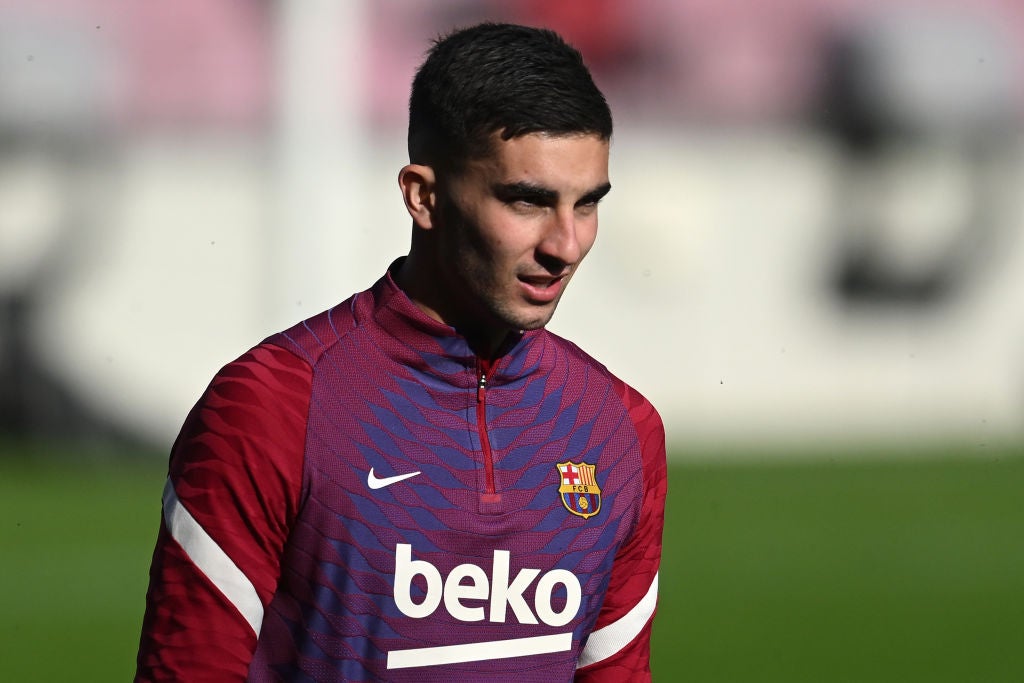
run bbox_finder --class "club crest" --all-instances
[556,461,602,519]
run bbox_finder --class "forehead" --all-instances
[462,132,610,188]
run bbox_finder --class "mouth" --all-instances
[517,273,568,304]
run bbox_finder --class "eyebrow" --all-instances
[579,182,612,205]
[492,181,612,206]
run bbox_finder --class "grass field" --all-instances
[1,441,1022,681]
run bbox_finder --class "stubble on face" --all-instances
[437,192,562,335]
[412,132,610,355]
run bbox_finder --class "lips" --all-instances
[518,273,567,304]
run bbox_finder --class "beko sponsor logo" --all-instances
[387,544,580,669]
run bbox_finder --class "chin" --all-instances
[508,309,557,332]
[487,297,559,334]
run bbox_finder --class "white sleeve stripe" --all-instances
[162,478,264,636]
[577,571,659,669]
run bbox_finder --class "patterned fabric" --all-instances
[136,268,666,682]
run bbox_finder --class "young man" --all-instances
[136,22,666,682]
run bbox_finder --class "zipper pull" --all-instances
[476,357,494,403]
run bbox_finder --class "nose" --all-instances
[537,206,583,267]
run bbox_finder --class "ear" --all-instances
[398,164,437,230]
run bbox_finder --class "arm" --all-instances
[135,344,311,681]
[576,384,667,682]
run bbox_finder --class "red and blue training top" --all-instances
[136,268,667,682]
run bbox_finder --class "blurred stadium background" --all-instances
[1,0,1022,680]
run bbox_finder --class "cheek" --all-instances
[578,219,599,259]
[450,225,517,283]
[467,214,523,261]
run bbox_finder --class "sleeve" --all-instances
[135,343,312,681]
[576,382,667,682]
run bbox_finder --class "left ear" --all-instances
[398,164,437,230]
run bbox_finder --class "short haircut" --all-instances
[408,22,613,173]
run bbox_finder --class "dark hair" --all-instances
[408,22,612,172]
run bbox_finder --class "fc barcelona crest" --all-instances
[556,461,602,519]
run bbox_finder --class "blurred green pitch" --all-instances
[1,442,1021,681]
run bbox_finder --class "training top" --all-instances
[136,267,667,682]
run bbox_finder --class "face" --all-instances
[426,132,611,349]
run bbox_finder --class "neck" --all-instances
[392,256,513,359]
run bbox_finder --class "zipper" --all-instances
[476,358,500,504]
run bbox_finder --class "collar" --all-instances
[352,262,537,389]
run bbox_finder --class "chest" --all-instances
[295,355,642,581]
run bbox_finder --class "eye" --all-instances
[507,197,546,214]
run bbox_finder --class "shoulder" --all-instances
[261,294,361,368]
[173,340,313,467]
[173,299,356,461]
[187,291,372,435]
[538,329,661,424]
[167,336,317,533]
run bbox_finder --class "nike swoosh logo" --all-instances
[367,467,421,490]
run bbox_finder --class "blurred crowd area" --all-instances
[3,0,1023,128]
[2,0,1023,454]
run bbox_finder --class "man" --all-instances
[136,22,666,682]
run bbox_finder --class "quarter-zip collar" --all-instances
[354,260,536,391]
